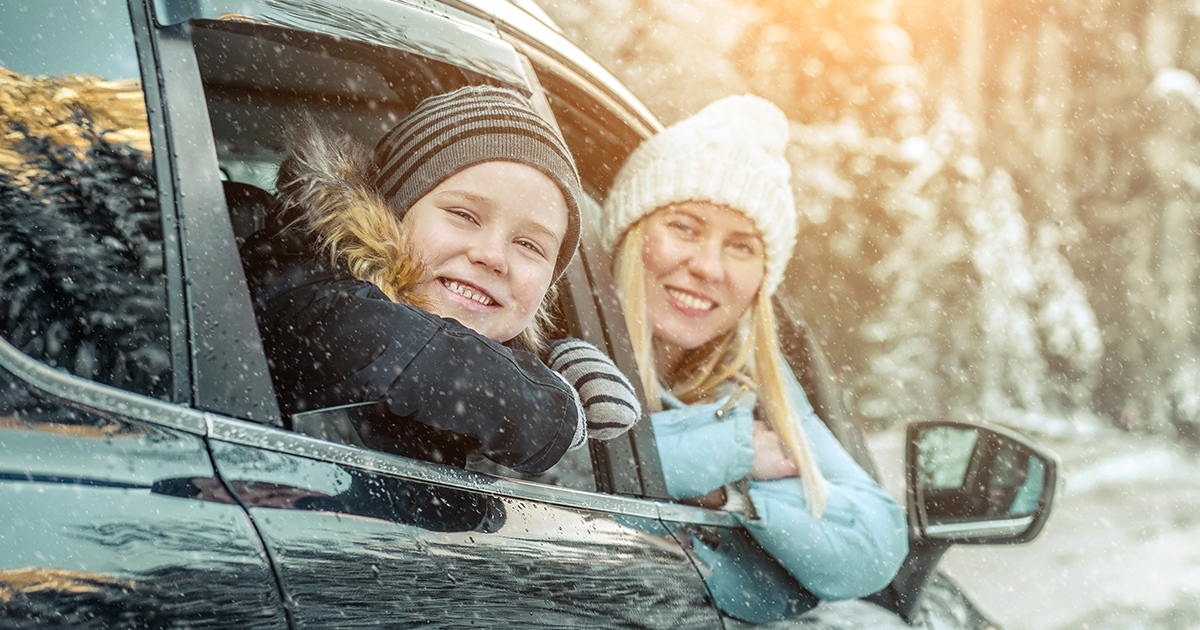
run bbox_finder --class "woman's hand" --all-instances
[750,421,799,480]
[682,487,728,509]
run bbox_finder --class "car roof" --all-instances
[438,0,663,135]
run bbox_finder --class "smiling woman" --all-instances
[602,94,908,614]
[637,202,765,374]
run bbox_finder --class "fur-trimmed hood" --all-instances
[256,123,426,307]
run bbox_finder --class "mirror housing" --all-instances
[906,420,1059,545]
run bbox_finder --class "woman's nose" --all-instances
[467,231,508,274]
[686,240,725,283]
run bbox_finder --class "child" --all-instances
[243,86,637,474]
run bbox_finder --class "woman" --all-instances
[243,85,637,475]
[600,95,907,605]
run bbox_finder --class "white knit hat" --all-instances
[600,94,797,295]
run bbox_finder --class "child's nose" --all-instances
[468,232,508,275]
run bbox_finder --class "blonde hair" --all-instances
[612,219,827,517]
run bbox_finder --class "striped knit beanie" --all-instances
[373,85,583,281]
[600,94,797,296]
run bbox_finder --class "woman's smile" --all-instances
[640,201,766,365]
[664,286,717,314]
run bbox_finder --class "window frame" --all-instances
[140,0,696,505]
[142,15,282,424]
[0,0,754,551]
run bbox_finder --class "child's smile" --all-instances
[404,161,569,342]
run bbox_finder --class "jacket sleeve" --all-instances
[650,395,755,499]
[258,268,581,474]
[737,367,908,601]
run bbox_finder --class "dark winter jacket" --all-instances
[241,125,582,474]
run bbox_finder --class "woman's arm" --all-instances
[738,367,908,601]
[650,395,756,500]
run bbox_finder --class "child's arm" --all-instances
[543,338,640,441]
[256,265,583,474]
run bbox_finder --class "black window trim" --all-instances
[125,0,190,404]
[520,49,670,500]
[147,19,283,425]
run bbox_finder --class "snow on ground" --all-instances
[869,425,1200,630]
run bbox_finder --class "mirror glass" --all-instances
[913,424,1052,541]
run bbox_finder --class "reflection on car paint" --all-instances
[212,441,723,628]
[0,367,287,629]
[667,522,819,624]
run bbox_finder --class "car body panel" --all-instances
[0,361,286,630]
[211,439,722,628]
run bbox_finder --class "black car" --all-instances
[0,0,1057,627]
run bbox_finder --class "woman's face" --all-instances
[405,161,568,342]
[639,202,765,365]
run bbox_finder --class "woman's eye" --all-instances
[667,221,698,237]
[729,241,759,256]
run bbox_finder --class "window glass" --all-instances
[192,21,499,242]
[0,1,171,398]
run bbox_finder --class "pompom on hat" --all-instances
[373,85,583,282]
[600,94,797,295]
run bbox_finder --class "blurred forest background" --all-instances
[540,0,1200,441]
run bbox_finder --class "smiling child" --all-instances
[242,86,636,473]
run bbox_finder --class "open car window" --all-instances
[193,20,489,237]
[528,58,670,499]
[190,19,618,491]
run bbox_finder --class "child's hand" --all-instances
[545,338,641,440]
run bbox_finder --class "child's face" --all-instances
[405,161,569,342]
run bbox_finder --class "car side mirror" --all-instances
[906,421,1059,544]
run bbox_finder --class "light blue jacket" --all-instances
[652,366,908,602]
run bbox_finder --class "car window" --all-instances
[189,19,610,489]
[192,20,486,212]
[0,1,171,400]
[535,71,646,203]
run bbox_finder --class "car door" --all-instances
[148,0,726,626]
[0,1,286,627]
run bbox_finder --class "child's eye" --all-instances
[516,238,546,258]
[446,208,478,224]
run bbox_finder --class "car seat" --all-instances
[222,180,274,248]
